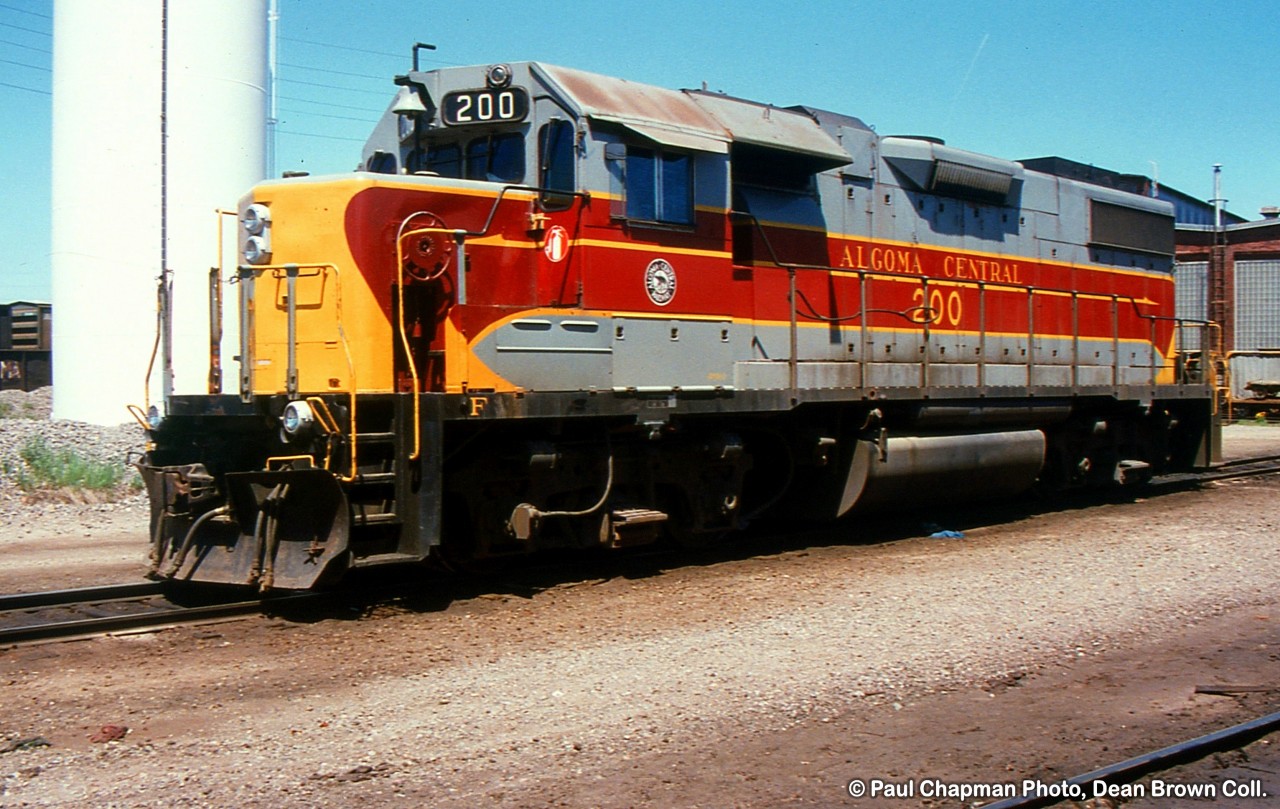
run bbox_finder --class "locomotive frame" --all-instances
[138,61,1218,590]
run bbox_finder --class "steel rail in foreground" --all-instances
[0,582,168,612]
[1152,454,1280,489]
[1,454,1274,648]
[983,710,1280,809]
[1213,452,1280,468]
[1198,453,1280,481]
[0,584,320,646]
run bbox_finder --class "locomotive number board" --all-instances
[442,88,530,126]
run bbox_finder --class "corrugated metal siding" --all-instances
[1174,261,1207,350]
[1235,260,1280,350]
[1228,353,1280,399]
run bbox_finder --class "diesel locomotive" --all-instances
[138,60,1218,590]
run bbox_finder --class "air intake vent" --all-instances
[880,136,1022,205]
[1089,199,1174,256]
[932,159,1014,203]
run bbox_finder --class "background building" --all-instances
[1024,156,1279,408]
[0,300,52,391]
[1176,215,1280,404]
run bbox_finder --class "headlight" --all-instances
[281,400,315,438]
[242,203,270,235]
[244,235,271,265]
[242,204,272,264]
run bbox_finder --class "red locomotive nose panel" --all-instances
[344,184,539,312]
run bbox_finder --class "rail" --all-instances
[1151,453,1280,489]
[395,213,438,463]
[0,582,319,647]
[730,211,1214,398]
[983,708,1280,809]
[142,273,168,414]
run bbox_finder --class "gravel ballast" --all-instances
[3,386,1280,807]
[0,387,147,509]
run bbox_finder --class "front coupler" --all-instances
[139,462,351,591]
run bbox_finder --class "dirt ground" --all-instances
[1,424,1279,808]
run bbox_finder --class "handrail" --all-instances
[126,403,150,431]
[729,209,1211,389]
[265,454,318,470]
[390,186,592,458]
[1026,283,1035,387]
[143,276,166,413]
[460,183,590,239]
[240,262,358,482]
[209,209,237,394]
[394,214,435,462]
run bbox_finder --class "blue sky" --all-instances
[2,0,1277,302]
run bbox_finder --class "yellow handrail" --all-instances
[246,262,358,482]
[209,209,238,395]
[305,395,342,472]
[394,213,454,462]
[265,454,317,470]
[126,403,150,431]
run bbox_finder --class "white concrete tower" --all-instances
[51,0,268,424]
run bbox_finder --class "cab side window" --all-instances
[538,119,575,210]
[625,147,693,225]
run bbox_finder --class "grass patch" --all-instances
[0,399,42,419]
[1228,414,1280,427]
[6,436,128,496]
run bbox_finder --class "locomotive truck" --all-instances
[138,60,1218,590]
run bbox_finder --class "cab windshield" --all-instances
[407,132,524,182]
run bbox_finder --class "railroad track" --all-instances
[984,709,1280,809]
[0,581,320,647]
[1200,452,1280,480]
[4,453,1276,648]
[1151,452,1280,489]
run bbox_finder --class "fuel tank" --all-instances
[835,430,1047,516]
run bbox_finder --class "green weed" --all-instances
[0,399,42,419]
[11,436,126,493]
